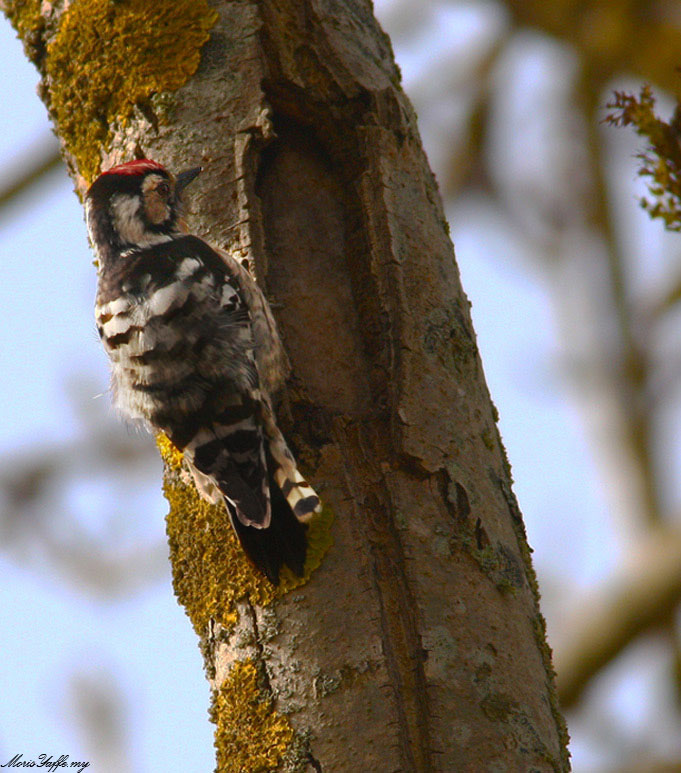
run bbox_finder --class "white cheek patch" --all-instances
[141,174,172,226]
[111,194,145,244]
[110,194,174,249]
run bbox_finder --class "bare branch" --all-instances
[0,137,62,216]
[555,525,681,707]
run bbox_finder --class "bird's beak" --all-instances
[175,166,202,196]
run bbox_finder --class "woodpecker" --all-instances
[86,159,320,584]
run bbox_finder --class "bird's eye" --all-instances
[157,181,171,198]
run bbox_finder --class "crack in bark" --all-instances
[369,552,433,773]
[350,424,435,773]
[244,598,274,697]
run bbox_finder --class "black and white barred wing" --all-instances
[95,238,272,529]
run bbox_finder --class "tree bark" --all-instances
[3,0,570,770]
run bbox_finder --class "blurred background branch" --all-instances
[555,524,681,708]
[0,379,167,596]
[65,665,133,772]
[0,136,61,217]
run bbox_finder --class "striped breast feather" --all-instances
[96,259,207,379]
[141,256,217,318]
[97,248,255,422]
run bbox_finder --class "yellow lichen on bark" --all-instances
[163,476,278,633]
[211,660,296,773]
[3,0,43,60]
[158,434,333,636]
[156,433,184,473]
[43,0,219,182]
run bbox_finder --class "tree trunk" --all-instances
[3,0,570,770]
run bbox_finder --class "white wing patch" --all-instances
[146,282,191,317]
[221,282,240,307]
[214,418,256,439]
[143,259,209,318]
[101,314,134,337]
[176,257,202,280]
[98,296,131,317]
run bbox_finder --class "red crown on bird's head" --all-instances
[102,159,167,176]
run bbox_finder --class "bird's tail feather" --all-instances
[272,464,321,521]
[230,463,308,584]
[263,405,322,522]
